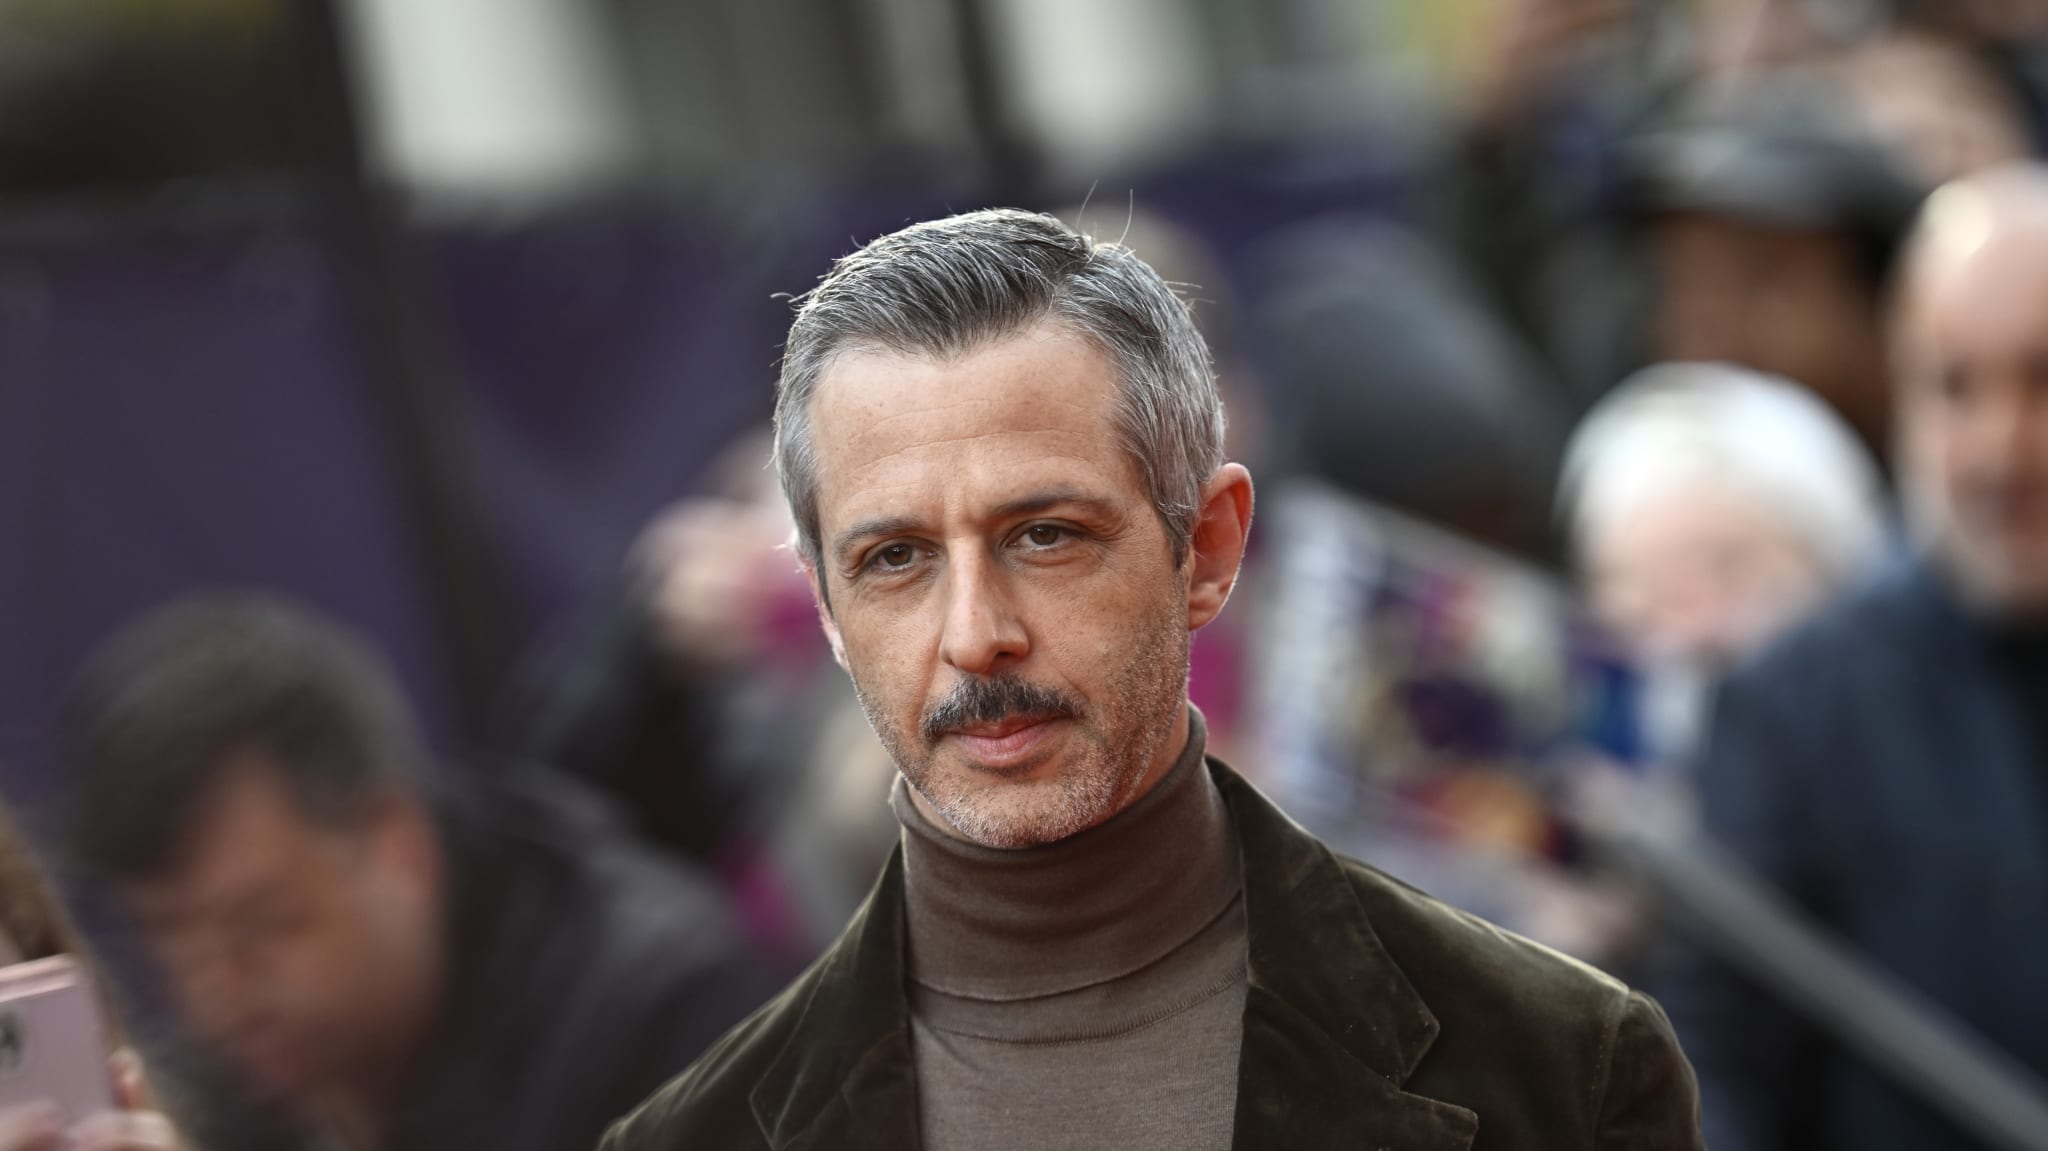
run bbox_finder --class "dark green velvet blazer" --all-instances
[600,762,1703,1150]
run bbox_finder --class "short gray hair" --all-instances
[774,208,1226,578]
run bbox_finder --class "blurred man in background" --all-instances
[1666,164,2048,1150]
[1560,362,1888,758]
[1634,70,1928,459]
[57,596,771,1151]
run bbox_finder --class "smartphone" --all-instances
[0,955,114,1122]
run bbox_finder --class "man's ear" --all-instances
[1187,463,1254,633]
[804,562,850,671]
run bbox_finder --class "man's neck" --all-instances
[1120,697,1194,819]
[893,707,1238,1000]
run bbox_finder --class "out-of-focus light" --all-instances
[341,0,633,207]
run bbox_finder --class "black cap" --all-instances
[1630,71,1927,241]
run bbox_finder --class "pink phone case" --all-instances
[0,955,114,1122]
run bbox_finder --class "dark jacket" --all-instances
[380,767,780,1151]
[601,761,1703,1150]
[1663,557,2048,1151]
[491,583,787,869]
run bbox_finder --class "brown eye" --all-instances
[1025,525,1064,547]
[875,543,917,569]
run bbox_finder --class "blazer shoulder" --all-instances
[1733,558,1927,689]
[598,961,821,1151]
[1339,855,1635,1027]
[1336,858,1700,1143]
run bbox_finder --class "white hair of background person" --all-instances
[1560,362,1890,769]
[1559,361,1890,586]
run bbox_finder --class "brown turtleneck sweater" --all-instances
[892,709,1246,1150]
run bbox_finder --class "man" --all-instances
[57,596,773,1151]
[603,209,1702,1149]
[1664,165,2048,1149]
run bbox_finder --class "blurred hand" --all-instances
[68,1047,179,1151]
[0,1103,175,1151]
[0,1050,183,1151]
[66,1111,177,1151]
[637,498,807,669]
[0,1104,68,1151]
[107,1050,151,1114]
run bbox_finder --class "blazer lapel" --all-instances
[749,850,923,1151]
[1219,764,1479,1151]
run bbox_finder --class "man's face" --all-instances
[1897,229,2048,614]
[806,324,1202,848]
[124,754,441,1106]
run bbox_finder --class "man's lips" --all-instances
[943,715,1063,769]
[226,1029,303,1095]
[1960,492,2048,543]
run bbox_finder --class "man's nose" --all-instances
[938,548,1029,677]
[1963,377,2047,473]
[174,942,247,1026]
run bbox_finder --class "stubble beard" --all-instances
[849,597,1191,849]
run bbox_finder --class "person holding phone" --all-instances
[0,804,178,1151]
[55,596,771,1151]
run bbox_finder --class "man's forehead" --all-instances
[128,846,271,926]
[129,755,325,915]
[1909,242,2048,355]
[808,327,1132,485]
[814,324,1113,417]
[1905,189,2048,319]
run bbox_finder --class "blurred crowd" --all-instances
[5,0,2048,1149]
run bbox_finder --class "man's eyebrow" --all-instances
[988,487,1120,521]
[833,515,925,564]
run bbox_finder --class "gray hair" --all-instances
[774,208,1225,580]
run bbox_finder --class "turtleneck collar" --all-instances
[892,708,1240,1001]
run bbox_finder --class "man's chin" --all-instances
[915,769,1108,849]
[1944,542,2048,617]
[226,1042,315,1104]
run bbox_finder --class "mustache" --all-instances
[920,675,1081,744]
